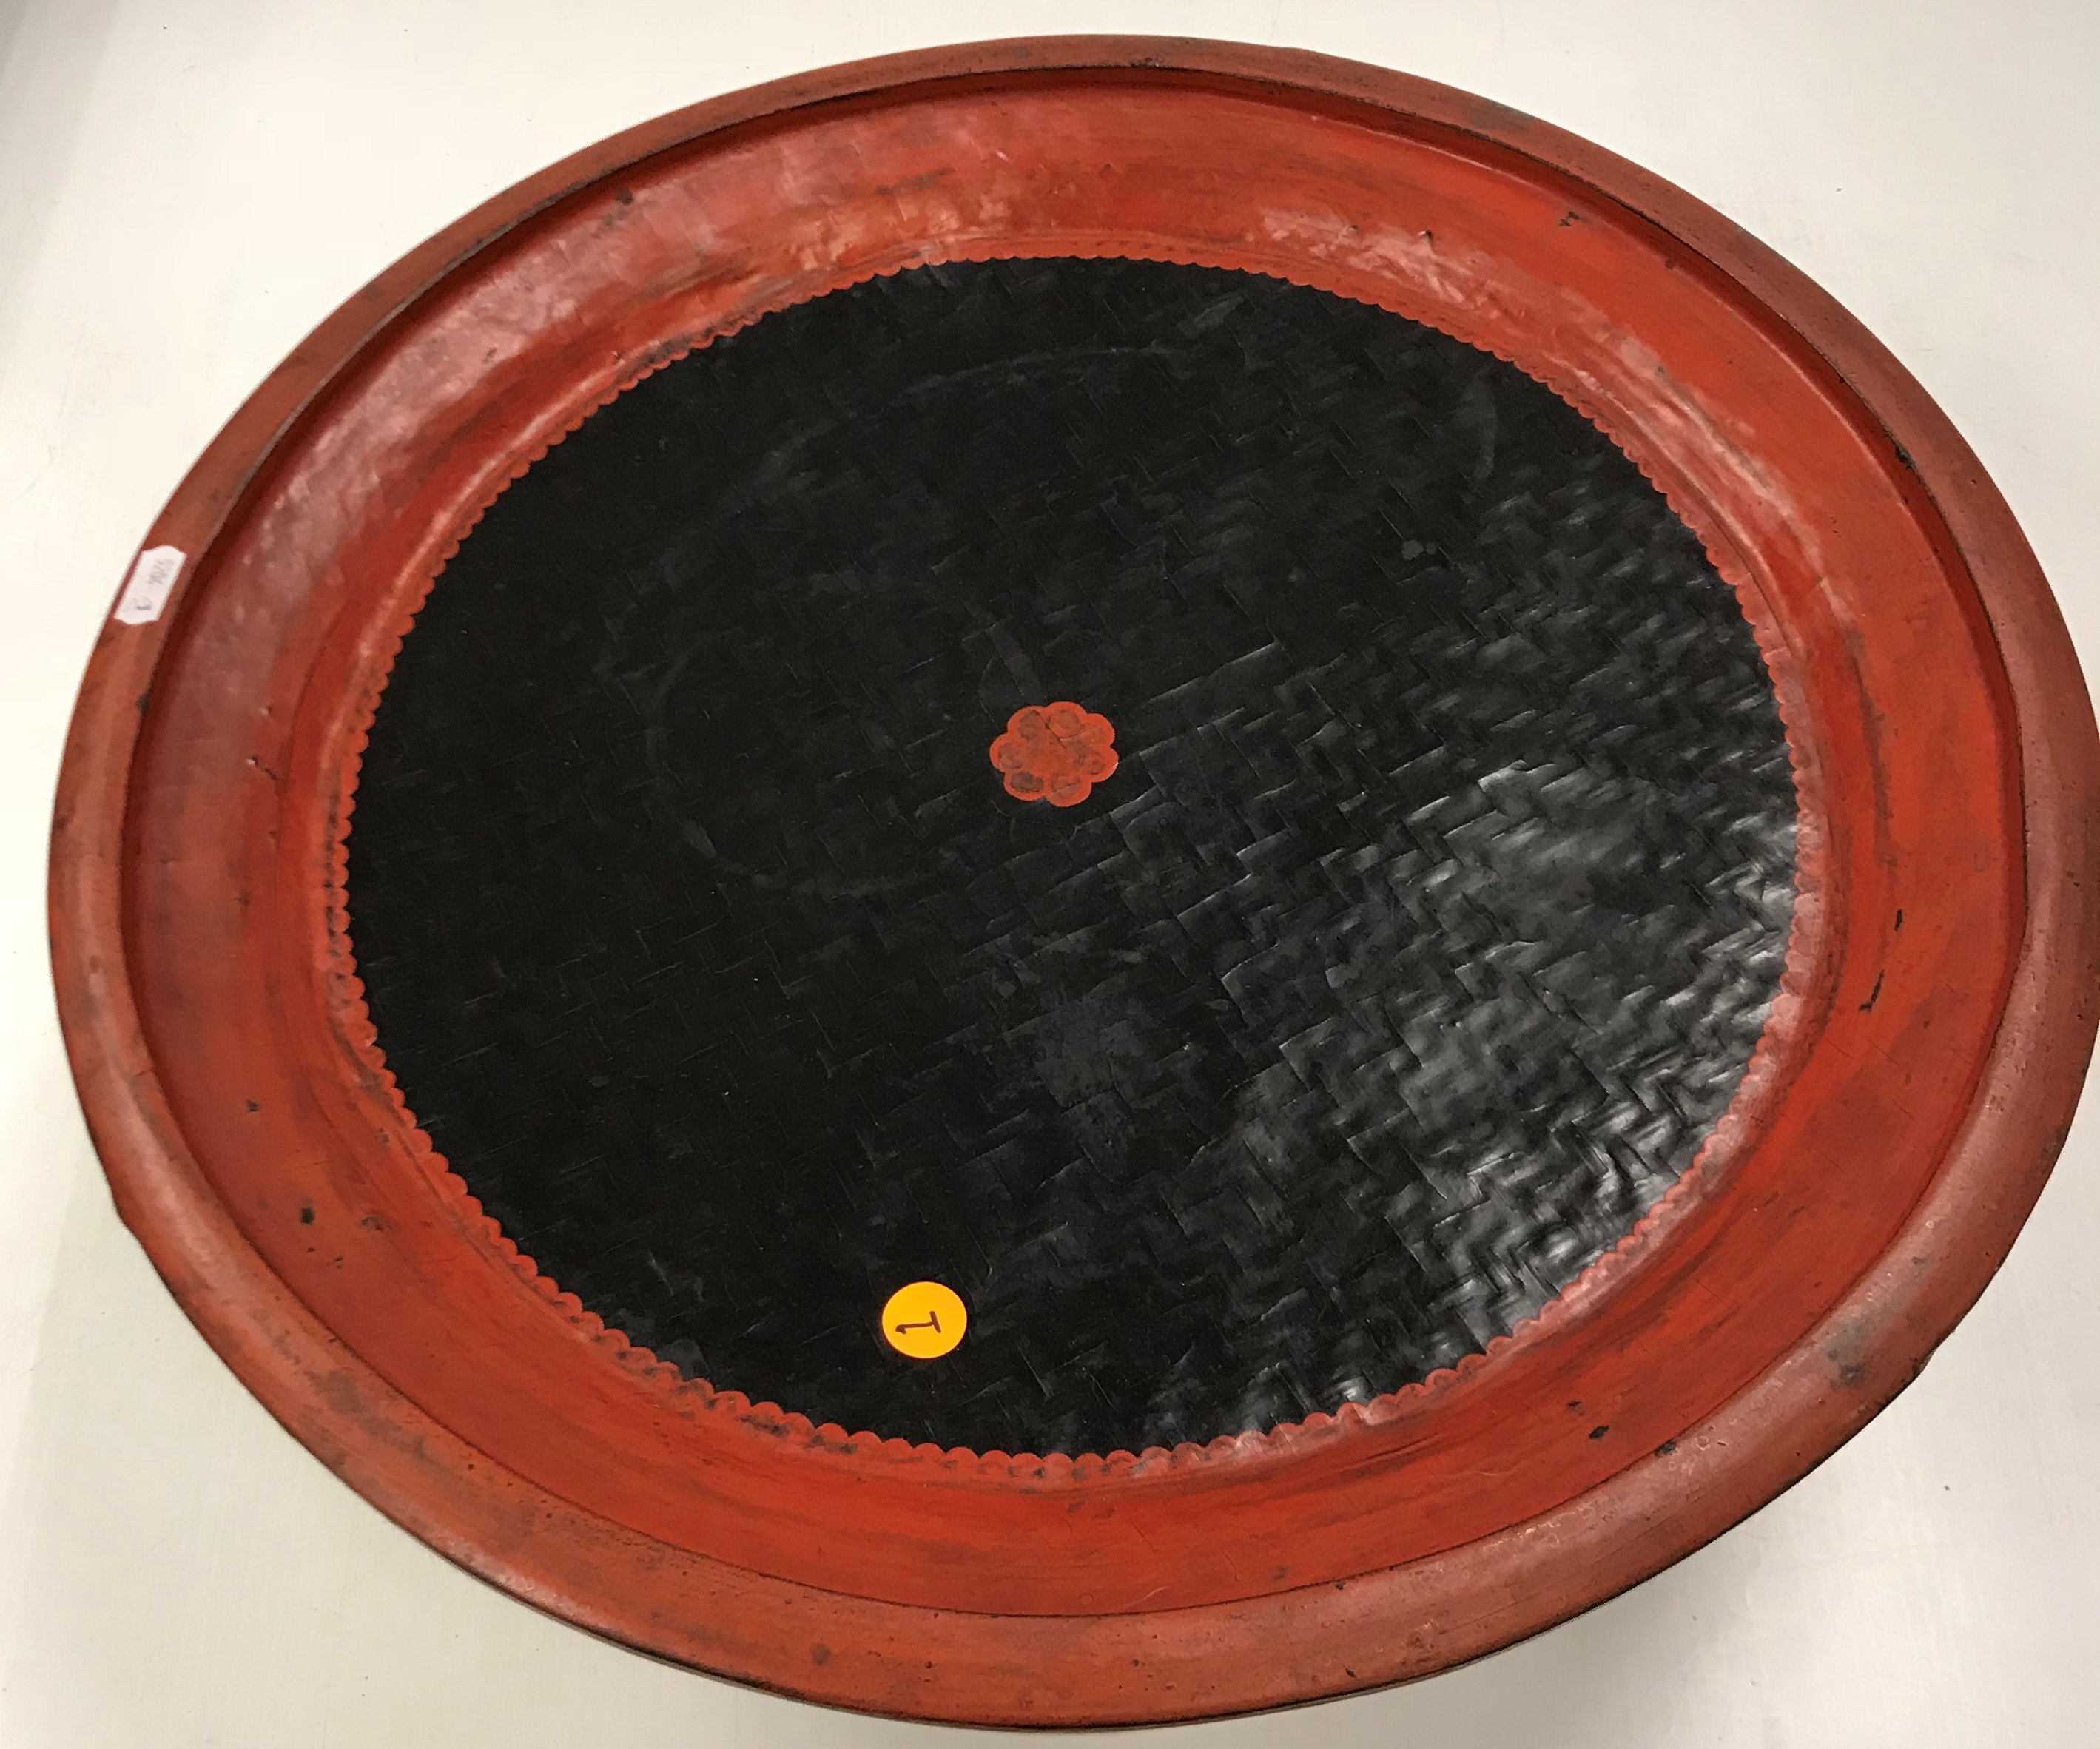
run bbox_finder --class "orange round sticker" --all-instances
[880,1281,967,1360]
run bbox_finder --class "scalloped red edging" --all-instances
[318,246,1821,1476]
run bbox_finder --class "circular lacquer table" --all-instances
[50,36,2100,1727]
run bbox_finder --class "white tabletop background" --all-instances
[1,3,2095,1744]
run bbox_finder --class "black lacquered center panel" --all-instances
[349,257,1796,1455]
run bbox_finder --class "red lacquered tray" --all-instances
[49,37,2099,1726]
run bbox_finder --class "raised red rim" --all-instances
[48,37,2099,1726]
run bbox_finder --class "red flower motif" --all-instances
[989,702,1119,807]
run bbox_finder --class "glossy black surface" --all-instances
[349,257,1796,1454]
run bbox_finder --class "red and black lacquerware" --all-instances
[50,39,2098,1726]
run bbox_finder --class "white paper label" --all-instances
[113,545,185,625]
